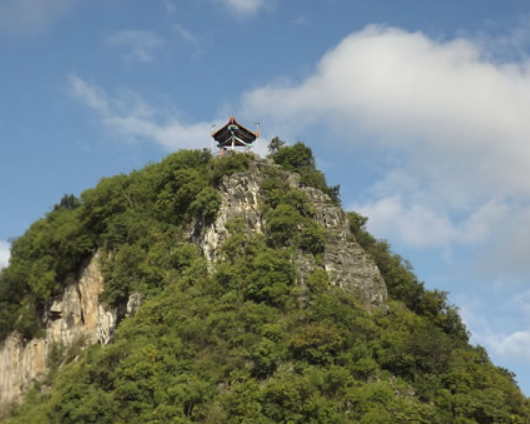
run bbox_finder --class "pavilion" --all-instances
[211,116,259,154]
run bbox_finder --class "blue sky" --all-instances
[1,0,530,394]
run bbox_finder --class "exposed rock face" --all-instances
[198,161,270,262]
[303,186,387,308]
[126,293,143,318]
[0,158,388,416]
[197,159,387,310]
[0,253,116,414]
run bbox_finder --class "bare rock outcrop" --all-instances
[197,160,387,310]
[0,253,116,414]
[0,158,388,417]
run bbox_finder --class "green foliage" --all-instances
[207,152,252,186]
[0,150,241,340]
[347,211,469,342]
[267,136,286,154]
[0,201,96,340]
[53,194,81,211]
[270,140,341,205]
[13,301,43,340]
[265,204,303,247]
[216,225,296,308]
[306,269,330,293]
[188,187,222,224]
[260,173,327,255]
[271,141,316,171]
[298,222,327,255]
[2,146,529,424]
[6,226,530,424]
[290,322,345,364]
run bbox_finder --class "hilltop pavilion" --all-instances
[212,116,259,154]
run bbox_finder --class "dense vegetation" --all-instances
[268,137,341,205]
[0,150,249,339]
[1,142,529,423]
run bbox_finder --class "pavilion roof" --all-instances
[212,116,258,145]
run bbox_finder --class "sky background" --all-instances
[1,0,530,394]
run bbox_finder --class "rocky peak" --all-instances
[0,157,388,418]
[196,158,387,310]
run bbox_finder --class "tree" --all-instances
[53,194,81,211]
[267,136,286,154]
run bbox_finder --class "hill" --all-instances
[0,141,529,423]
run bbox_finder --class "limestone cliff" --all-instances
[0,157,387,416]
[0,254,116,415]
[196,159,387,309]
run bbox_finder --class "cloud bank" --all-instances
[242,26,530,270]
[243,25,530,200]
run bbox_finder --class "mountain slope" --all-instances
[1,143,528,423]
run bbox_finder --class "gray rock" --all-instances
[0,252,116,415]
[0,158,389,416]
[126,293,143,318]
[194,159,387,311]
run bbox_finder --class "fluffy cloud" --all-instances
[0,0,77,34]
[211,0,268,16]
[0,241,10,269]
[243,26,530,260]
[68,75,214,150]
[352,196,507,248]
[243,26,530,197]
[460,292,530,363]
[105,30,164,63]
[486,331,530,362]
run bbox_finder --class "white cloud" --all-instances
[0,241,10,269]
[460,294,530,363]
[244,26,530,191]
[211,0,268,16]
[0,0,77,33]
[242,25,530,262]
[352,196,456,248]
[68,75,214,151]
[352,196,508,248]
[485,331,530,362]
[68,75,267,155]
[70,26,530,266]
[105,30,164,63]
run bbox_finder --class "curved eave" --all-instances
[212,117,258,145]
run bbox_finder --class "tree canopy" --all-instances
[1,142,528,423]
